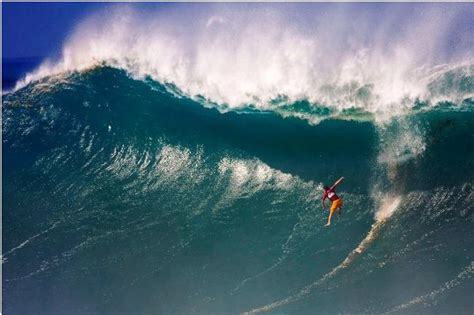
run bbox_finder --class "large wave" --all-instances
[4,65,474,314]
[13,3,474,123]
[3,3,474,315]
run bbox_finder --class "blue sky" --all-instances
[3,3,105,58]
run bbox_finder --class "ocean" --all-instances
[2,4,474,314]
[3,62,473,314]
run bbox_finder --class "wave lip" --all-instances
[11,5,474,123]
[11,62,474,129]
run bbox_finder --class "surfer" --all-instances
[322,177,344,227]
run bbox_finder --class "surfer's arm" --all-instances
[330,177,344,190]
[321,195,327,210]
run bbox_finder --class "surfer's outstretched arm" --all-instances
[330,177,344,190]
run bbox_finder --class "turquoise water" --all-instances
[3,66,473,314]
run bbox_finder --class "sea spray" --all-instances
[14,4,473,121]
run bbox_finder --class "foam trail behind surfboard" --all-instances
[243,196,402,315]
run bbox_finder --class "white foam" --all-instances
[375,195,402,221]
[216,157,301,208]
[14,5,473,122]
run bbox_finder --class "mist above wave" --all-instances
[15,4,474,121]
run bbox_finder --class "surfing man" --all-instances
[322,177,344,227]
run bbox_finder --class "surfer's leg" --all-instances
[337,200,343,215]
[325,212,333,226]
[326,202,336,226]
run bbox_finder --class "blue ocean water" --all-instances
[3,62,473,315]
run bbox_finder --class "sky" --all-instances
[3,2,106,58]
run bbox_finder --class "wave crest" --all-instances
[13,4,474,122]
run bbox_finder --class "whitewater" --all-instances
[13,4,473,122]
[3,3,474,315]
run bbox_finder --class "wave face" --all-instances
[3,65,474,314]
